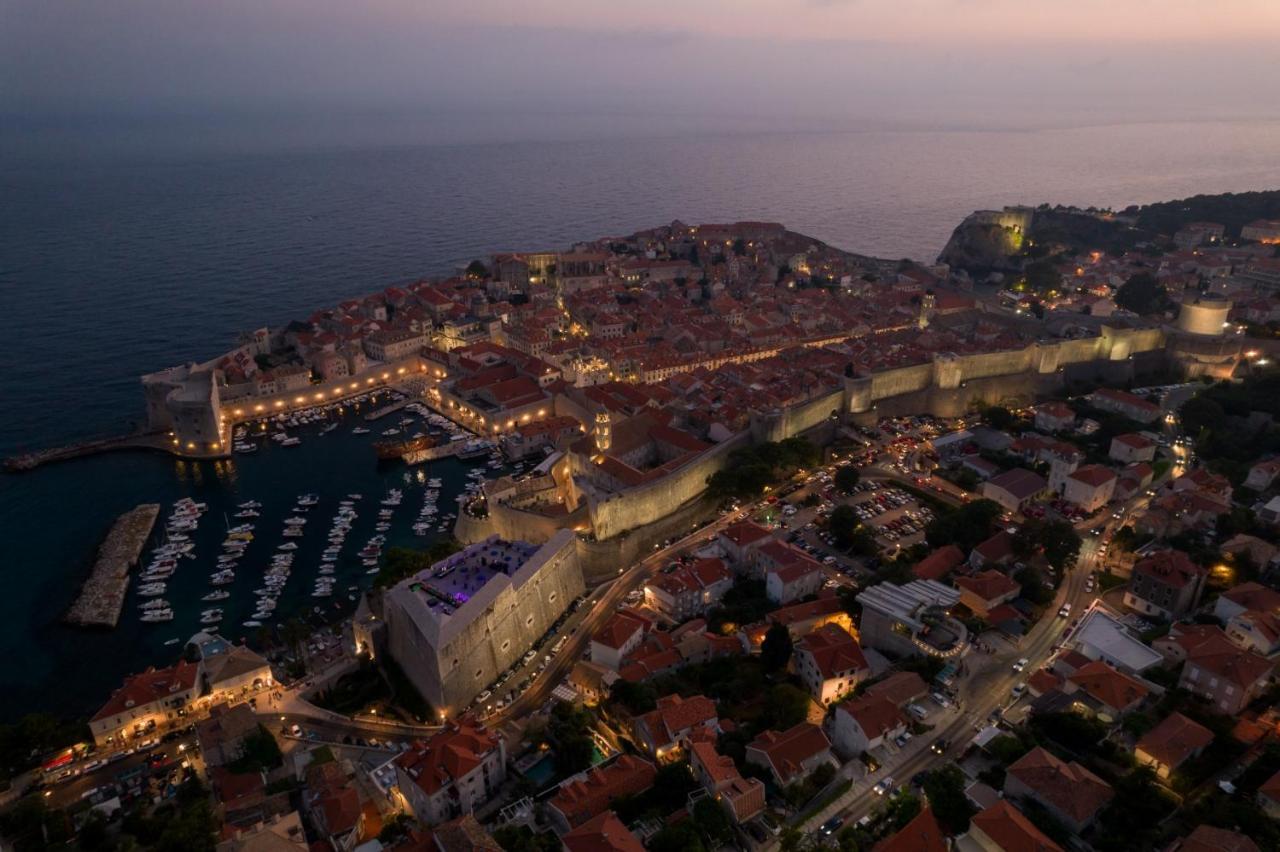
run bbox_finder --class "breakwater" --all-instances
[65,504,161,629]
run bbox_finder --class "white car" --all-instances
[873,777,895,796]
[1058,604,1071,618]
[1012,658,1029,673]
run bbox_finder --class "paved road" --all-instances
[488,509,747,728]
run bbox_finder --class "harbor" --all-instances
[64,503,160,628]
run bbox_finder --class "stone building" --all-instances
[383,530,585,715]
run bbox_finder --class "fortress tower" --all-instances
[593,410,612,455]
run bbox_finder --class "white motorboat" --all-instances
[202,590,230,601]
[141,610,174,623]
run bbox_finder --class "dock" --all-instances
[364,398,411,422]
[65,504,160,629]
[403,441,478,465]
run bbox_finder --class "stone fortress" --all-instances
[382,529,585,716]
[456,301,1241,573]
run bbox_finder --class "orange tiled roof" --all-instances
[970,799,1063,852]
[1006,747,1113,825]
[1136,712,1213,770]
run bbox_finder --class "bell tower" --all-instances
[593,411,612,454]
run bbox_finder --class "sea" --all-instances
[2,118,1280,723]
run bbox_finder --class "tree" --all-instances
[834,466,860,493]
[1015,563,1054,606]
[982,405,1015,430]
[1179,395,1227,437]
[692,796,733,846]
[1013,519,1081,570]
[926,500,1002,552]
[763,683,813,730]
[464,259,489,279]
[1115,272,1171,315]
[922,764,975,834]
[761,623,794,671]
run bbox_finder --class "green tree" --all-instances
[761,623,794,671]
[926,500,1002,552]
[922,764,976,834]
[763,683,813,730]
[464,259,489,279]
[1013,519,1081,570]
[835,466,861,493]
[982,405,1016,430]
[692,796,733,846]
[1014,563,1054,606]
[1115,272,1171,315]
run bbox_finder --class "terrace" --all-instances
[404,539,541,624]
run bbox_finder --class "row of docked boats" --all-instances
[138,498,207,623]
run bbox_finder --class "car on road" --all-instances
[1012,658,1029,673]
[820,817,844,836]
[930,692,952,709]
[1011,682,1027,697]
[873,777,895,796]
[931,739,949,754]
[894,732,912,747]
[1058,603,1071,618]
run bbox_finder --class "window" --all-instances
[548,592,557,603]
[501,640,510,652]
[475,669,484,679]
[526,615,534,627]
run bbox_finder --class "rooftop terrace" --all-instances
[404,539,541,624]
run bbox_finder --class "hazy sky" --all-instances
[3,0,1279,144]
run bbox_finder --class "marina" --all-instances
[64,504,161,628]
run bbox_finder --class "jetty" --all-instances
[364,398,411,422]
[65,504,160,629]
[4,432,170,473]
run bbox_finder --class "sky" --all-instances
[2,0,1279,146]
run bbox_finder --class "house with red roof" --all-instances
[303,759,367,850]
[913,545,965,582]
[874,805,947,852]
[1176,626,1273,715]
[1170,826,1261,852]
[745,723,835,786]
[590,611,650,670]
[643,558,733,621]
[829,694,906,758]
[793,624,870,706]
[546,755,657,833]
[962,799,1063,852]
[1134,712,1213,779]
[1064,660,1150,719]
[1109,433,1156,464]
[89,659,201,746]
[717,521,774,568]
[1034,402,1076,433]
[1122,550,1207,620]
[761,542,824,604]
[1004,747,1113,834]
[969,530,1016,570]
[688,741,766,824]
[392,719,506,826]
[632,694,720,760]
[562,811,645,852]
[981,468,1048,514]
[1089,388,1161,423]
[954,570,1021,618]
[1061,464,1116,513]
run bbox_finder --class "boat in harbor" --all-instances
[297,494,319,506]
[202,590,230,601]
[141,609,174,623]
[373,434,435,460]
[352,427,371,435]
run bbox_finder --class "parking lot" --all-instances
[788,477,938,573]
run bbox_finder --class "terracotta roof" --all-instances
[913,545,965,581]
[563,812,645,852]
[1067,660,1149,712]
[1026,669,1063,697]
[746,723,831,784]
[1006,747,1113,825]
[986,468,1047,501]
[873,806,946,852]
[1186,629,1273,690]
[795,624,868,680]
[970,799,1063,852]
[1176,825,1260,852]
[973,530,1015,564]
[864,672,928,707]
[1133,550,1204,590]
[1113,432,1154,449]
[1069,464,1117,488]
[394,719,501,796]
[955,569,1020,603]
[432,814,501,852]
[720,521,773,547]
[1258,768,1280,805]
[549,755,657,828]
[593,611,648,650]
[1221,581,1280,613]
[92,659,200,722]
[637,694,718,748]
[1136,712,1213,770]
[836,694,903,739]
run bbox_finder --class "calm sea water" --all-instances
[2,120,1279,722]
